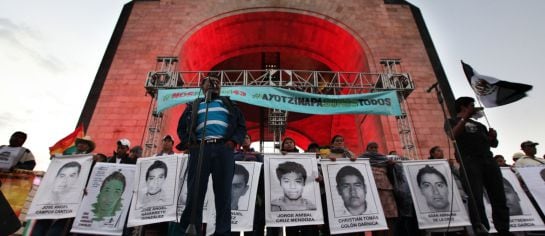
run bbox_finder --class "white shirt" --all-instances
[514,156,545,168]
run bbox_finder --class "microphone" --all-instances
[209,80,217,89]
[426,82,438,93]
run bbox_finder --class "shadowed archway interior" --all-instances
[164,11,381,153]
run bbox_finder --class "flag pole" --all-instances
[428,83,488,234]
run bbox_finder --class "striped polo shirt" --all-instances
[196,99,229,140]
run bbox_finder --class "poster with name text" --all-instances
[484,167,545,232]
[321,159,388,234]
[517,165,545,217]
[71,163,135,236]
[402,160,470,229]
[127,154,184,227]
[264,153,323,227]
[26,155,93,220]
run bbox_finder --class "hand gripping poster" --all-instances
[483,167,545,232]
[402,159,470,229]
[71,162,135,235]
[321,159,388,234]
[26,155,93,220]
[127,154,184,227]
[264,153,324,227]
[517,165,545,217]
[205,161,262,233]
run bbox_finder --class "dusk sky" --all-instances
[1,1,543,171]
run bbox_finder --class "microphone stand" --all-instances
[429,84,488,235]
[186,87,214,236]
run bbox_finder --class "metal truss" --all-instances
[145,68,414,97]
[143,57,419,159]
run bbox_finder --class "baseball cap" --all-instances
[163,135,174,141]
[512,152,525,160]
[520,140,539,148]
[117,138,131,148]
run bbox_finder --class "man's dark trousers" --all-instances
[177,142,234,236]
[460,155,510,234]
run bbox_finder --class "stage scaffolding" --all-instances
[143,57,418,159]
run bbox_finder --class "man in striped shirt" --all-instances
[175,76,246,236]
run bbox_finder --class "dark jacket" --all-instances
[106,152,136,164]
[176,96,246,151]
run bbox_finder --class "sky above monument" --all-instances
[0,0,543,171]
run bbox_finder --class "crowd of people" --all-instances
[2,84,545,236]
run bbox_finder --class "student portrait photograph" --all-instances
[269,160,317,212]
[406,163,459,213]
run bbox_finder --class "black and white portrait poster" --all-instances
[231,162,262,231]
[402,159,470,229]
[321,159,388,234]
[483,167,545,232]
[26,155,93,220]
[517,165,545,216]
[170,154,210,223]
[127,154,184,227]
[207,162,262,232]
[71,163,135,235]
[174,154,189,216]
[264,153,323,227]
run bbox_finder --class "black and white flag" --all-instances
[462,61,532,107]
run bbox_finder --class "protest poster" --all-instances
[0,145,28,170]
[26,155,93,220]
[71,163,135,235]
[205,161,262,233]
[174,154,195,218]
[127,154,184,227]
[517,165,545,216]
[483,167,545,232]
[0,171,35,216]
[173,154,210,224]
[264,153,323,227]
[231,162,262,231]
[402,159,470,229]
[321,159,388,234]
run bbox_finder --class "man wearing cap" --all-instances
[445,97,510,235]
[107,138,136,164]
[155,135,176,156]
[0,131,35,171]
[515,141,545,167]
[174,76,246,236]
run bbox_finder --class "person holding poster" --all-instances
[515,140,545,167]
[155,135,176,156]
[271,161,316,211]
[0,131,35,171]
[29,156,93,236]
[174,75,246,236]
